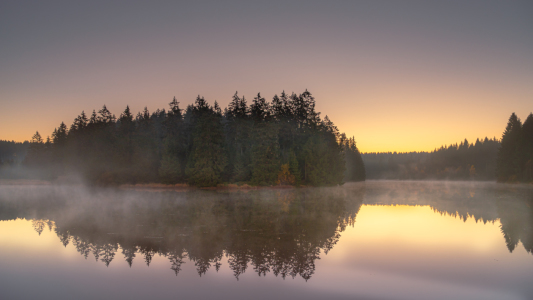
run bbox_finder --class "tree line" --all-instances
[362,111,533,182]
[362,137,500,180]
[22,90,365,186]
[0,140,28,166]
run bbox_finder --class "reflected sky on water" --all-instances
[0,181,532,300]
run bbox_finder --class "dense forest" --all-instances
[362,137,501,180]
[20,91,366,186]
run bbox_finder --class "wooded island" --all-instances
[21,90,366,186]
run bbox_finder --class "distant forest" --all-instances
[14,90,366,186]
[0,140,28,166]
[362,137,500,180]
[362,112,533,183]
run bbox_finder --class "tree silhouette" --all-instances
[497,113,524,182]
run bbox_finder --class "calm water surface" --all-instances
[0,181,532,300]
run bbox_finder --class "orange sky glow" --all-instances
[1,1,531,152]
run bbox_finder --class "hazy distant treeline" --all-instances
[0,140,28,166]
[20,90,365,186]
[362,137,500,180]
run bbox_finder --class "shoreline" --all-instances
[0,179,300,190]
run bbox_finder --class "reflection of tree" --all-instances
[362,181,533,254]
[122,246,137,267]
[100,243,118,267]
[227,250,249,280]
[363,181,501,223]
[72,236,92,259]
[32,220,46,236]
[57,230,70,247]
[6,182,533,278]
[92,244,103,262]
[1,186,364,280]
[497,191,533,253]
[140,247,156,267]
[168,250,186,276]
[31,219,56,236]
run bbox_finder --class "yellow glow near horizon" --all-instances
[330,204,505,261]
[0,219,58,251]
[1,2,532,153]
[2,91,526,153]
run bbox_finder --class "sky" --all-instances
[1,0,532,152]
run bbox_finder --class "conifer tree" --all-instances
[225,92,251,182]
[114,106,135,177]
[51,122,68,173]
[160,98,184,183]
[130,107,159,182]
[497,113,523,182]
[186,96,227,187]
[343,136,365,182]
[250,93,269,122]
[522,113,533,181]
[25,132,45,168]
[98,105,116,124]
[250,94,280,185]
[31,131,43,144]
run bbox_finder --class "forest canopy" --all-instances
[21,90,366,186]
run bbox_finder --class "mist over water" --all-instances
[0,181,532,300]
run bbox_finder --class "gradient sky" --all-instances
[1,0,532,152]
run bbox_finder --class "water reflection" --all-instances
[0,181,532,281]
[362,181,533,254]
[0,186,364,280]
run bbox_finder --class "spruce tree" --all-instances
[344,136,366,182]
[160,98,184,183]
[225,92,251,182]
[250,94,279,185]
[522,113,533,181]
[186,96,227,187]
[131,107,159,182]
[497,113,523,182]
[24,132,45,168]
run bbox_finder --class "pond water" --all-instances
[0,181,532,300]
